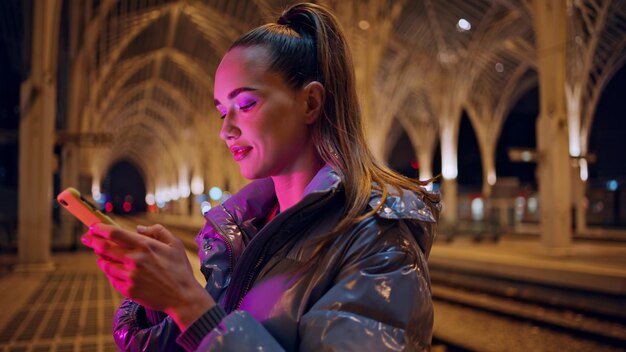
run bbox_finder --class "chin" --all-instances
[238,165,268,180]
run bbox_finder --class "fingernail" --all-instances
[137,225,147,232]
[81,235,89,245]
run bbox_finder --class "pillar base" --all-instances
[13,261,56,273]
[538,245,572,257]
[441,178,458,225]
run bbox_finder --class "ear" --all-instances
[302,81,325,125]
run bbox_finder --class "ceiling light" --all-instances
[457,18,471,32]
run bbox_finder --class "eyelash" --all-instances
[239,101,256,111]
[219,101,257,119]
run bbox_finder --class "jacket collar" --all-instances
[207,165,341,238]
[303,164,342,197]
[213,165,441,225]
[208,165,440,246]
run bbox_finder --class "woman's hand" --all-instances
[82,223,214,330]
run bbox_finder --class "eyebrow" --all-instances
[214,87,258,106]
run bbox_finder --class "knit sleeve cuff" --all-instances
[176,305,227,352]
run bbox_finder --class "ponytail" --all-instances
[230,3,433,245]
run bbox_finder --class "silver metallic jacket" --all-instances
[113,165,441,351]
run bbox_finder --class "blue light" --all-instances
[195,194,208,203]
[209,187,223,201]
[201,201,212,216]
[607,180,618,191]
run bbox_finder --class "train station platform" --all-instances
[430,236,626,296]
[0,215,625,351]
[145,213,626,296]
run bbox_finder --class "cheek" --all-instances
[249,102,307,151]
[268,122,305,149]
[250,115,284,144]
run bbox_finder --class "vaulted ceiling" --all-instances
[58,0,625,193]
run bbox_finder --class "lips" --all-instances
[230,146,252,161]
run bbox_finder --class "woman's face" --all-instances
[214,46,318,180]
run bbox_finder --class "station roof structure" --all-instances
[42,0,620,193]
[2,0,625,203]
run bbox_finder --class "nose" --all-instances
[219,110,240,141]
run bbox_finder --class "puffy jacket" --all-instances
[113,165,441,351]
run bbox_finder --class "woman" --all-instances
[83,3,441,351]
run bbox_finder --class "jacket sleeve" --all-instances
[112,217,231,352]
[111,221,232,352]
[112,180,278,352]
[176,306,284,351]
[113,298,185,352]
[298,220,433,351]
[180,220,433,352]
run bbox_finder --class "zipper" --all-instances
[236,248,267,310]
[207,209,235,274]
[232,188,338,310]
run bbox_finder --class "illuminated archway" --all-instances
[101,160,147,214]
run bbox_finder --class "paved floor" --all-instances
[0,251,122,352]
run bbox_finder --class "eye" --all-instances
[216,107,227,119]
[239,101,257,111]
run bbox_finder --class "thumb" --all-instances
[137,224,173,244]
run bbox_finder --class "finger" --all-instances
[82,236,118,263]
[136,224,175,244]
[80,232,95,249]
[97,252,122,264]
[96,257,129,283]
[136,224,159,240]
[85,235,128,262]
[108,275,131,298]
[89,243,123,263]
[91,223,144,248]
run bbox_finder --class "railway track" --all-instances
[430,267,626,351]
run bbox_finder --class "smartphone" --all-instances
[57,187,117,227]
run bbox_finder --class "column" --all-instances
[417,147,433,185]
[59,143,79,248]
[442,178,458,224]
[440,121,459,224]
[479,142,496,229]
[532,0,572,248]
[190,168,203,218]
[479,140,496,199]
[177,197,190,216]
[572,163,587,234]
[16,0,62,271]
[59,33,86,249]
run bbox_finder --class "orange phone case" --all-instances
[57,187,117,227]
